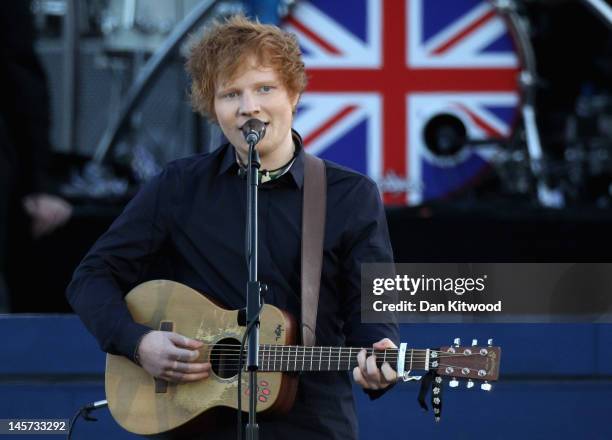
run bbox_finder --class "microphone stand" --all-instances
[245,137,264,440]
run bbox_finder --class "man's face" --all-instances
[214,59,299,162]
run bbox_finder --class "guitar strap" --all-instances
[301,153,326,347]
[418,370,444,422]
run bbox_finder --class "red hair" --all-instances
[186,15,307,121]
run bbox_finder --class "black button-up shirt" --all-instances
[67,133,399,439]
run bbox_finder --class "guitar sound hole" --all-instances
[210,337,242,379]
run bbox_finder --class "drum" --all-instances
[286,0,525,205]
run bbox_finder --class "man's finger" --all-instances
[181,371,210,382]
[171,347,201,362]
[381,362,397,383]
[352,366,367,388]
[161,369,183,383]
[365,354,382,383]
[373,338,397,350]
[174,371,210,382]
[167,332,204,349]
[162,368,210,383]
[168,361,210,374]
[357,349,367,370]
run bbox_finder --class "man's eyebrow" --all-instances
[216,86,237,95]
[254,80,279,85]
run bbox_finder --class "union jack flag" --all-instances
[284,0,521,205]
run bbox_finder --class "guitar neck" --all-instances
[254,345,428,372]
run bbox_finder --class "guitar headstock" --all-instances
[431,338,501,390]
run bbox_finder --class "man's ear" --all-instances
[209,99,219,124]
[291,93,300,114]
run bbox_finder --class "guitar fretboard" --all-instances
[246,346,429,372]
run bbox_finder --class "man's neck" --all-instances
[236,131,295,171]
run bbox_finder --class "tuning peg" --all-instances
[488,338,493,347]
[472,339,478,346]
[467,379,474,389]
[449,377,459,388]
[481,381,492,391]
[453,338,461,347]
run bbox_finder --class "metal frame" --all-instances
[492,0,565,207]
[582,0,612,28]
[61,0,79,152]
[93,0,223,163]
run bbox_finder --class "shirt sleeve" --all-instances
[66,168,173,362]
[338,177,400,399]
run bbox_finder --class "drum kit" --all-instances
[32,0,612,208]
[403,0,612,208]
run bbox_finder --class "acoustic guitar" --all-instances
[106,280,501,436]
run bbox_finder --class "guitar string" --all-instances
[203,352,481,360]
[203,351,470,362]
[205,354,488,364]
[205,347,475,354]
[201,343,491,351]
[206,356,474,361]
[206,352,491,373]
[199,343,488,351]
[199,359,489,375]
[203,346,491,369]
[200,346,492,371]
[204,359,485,365]
[202,352,479,360]
[199,344,486,356]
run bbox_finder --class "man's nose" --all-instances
[239,92,260,115]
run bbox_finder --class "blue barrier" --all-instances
[1,316,610,439]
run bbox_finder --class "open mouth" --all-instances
[239,121,270,130]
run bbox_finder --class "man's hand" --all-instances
[137,331,211,383]
[22,193,72,238]
[352,338,398,390]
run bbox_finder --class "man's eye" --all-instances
[223,91,237,99]
[260,86,273,93]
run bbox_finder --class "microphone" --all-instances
[241,119,266,146]
[84,399,108,410]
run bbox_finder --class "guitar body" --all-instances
[106,280,503,436]
[105,280,298,436]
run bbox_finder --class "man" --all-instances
[1,1,72,312]
[67,16,398,439]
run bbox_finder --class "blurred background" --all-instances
[1,0,611,438]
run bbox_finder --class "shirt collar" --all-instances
[287,130,305,189]
[217,141,239,176]
[216,129,305,189]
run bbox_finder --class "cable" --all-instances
[66,400,107,440]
